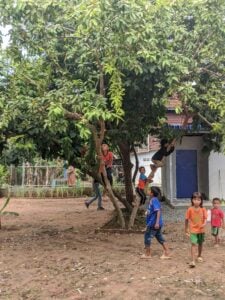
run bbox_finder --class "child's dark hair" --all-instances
[139,166,145,172]
[213,197,221,204]
[160,139,168,147]
[191,192,203,207]
[150,186,161,198]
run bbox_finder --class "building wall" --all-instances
[162,136,209,203]
[130,151,161,185]
[209,152,225,200]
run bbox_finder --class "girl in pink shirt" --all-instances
[211,198,224,247]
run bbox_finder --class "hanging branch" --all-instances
[173,101,213,144]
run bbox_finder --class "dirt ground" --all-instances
[1,198,225,300]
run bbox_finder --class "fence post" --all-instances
[9,164,13,185]
[22,162,25,187]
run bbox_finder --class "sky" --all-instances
[0,25,11,49]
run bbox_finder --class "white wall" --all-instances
[209,152,225,200]
[130,151,161,185]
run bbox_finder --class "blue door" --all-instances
[176,150,198,198]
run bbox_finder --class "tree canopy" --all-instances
[1,0,225,226]
[0,0,225,155]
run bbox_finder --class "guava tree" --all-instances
[1,0,225,228]
[104,0,225,222]
[1,0,164,228]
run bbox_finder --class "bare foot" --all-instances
[160,254,171,260]
[189,261,196,268]
[197,257,203,262]
[140,254,152,259]
[150,164,157,170]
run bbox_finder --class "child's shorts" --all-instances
[144,226,165,247]
[211,227,219,236]
[190,233,205,245]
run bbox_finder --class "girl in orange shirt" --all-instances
[185,192,207,268]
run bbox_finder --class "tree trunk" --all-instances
[87,169,128,226]
[128,188,141,230]
[118,140,144,229]
[66,63,126,228]
[91,120,125,228]
[112,189,132,213]
[118,141,134,205]
[101,167,126,228]
[131,144,139,183]
[98,68,125,228]
[98,160,126,229]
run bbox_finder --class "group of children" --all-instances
[136,137,224,266]
[141,188,225,268]
[86,138,175,209]
[85,139,224,268]
[136,138,175,206]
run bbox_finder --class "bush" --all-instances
[8,183,126,198]
[0,165,9,187]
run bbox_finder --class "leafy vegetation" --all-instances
[0,0,225,227]
[0,164,9,186]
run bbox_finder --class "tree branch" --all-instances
[64,111,82,121]
[131,144,139,184]
[199,67,225,79]
[197,112,213,128]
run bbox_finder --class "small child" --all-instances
[100,143,113,186]
[141,186,170,259]
[211,197,224,247]
[85,179,104,210]
[185,192,207,268]
[136,166,152,205]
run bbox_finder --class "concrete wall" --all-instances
[162,136,209,203]
[209,152,225,200]
[130,151,161,185]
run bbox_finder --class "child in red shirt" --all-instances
[211,197,224,247]
[100,144,113,185]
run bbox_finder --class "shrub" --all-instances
[0,165,9,187]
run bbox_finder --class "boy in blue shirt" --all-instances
[141,186,171,259]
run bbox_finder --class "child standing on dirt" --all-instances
[185,192,207,268]
[211,197,224,247]
[85,179,104,211]
[141,186,170,259]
